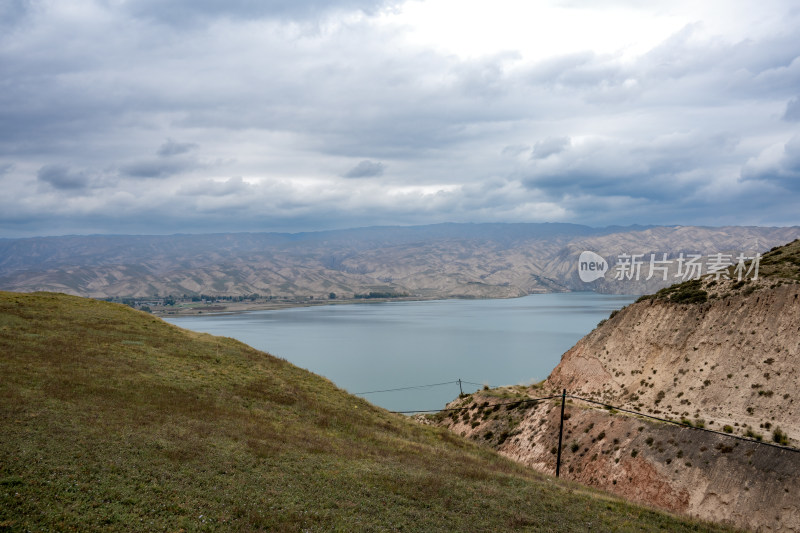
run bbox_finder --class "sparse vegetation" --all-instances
[758,239,800,281]
[773,428,790,446]
[354,290,409,299]
[745,429,764,441]
[651,278,708,304]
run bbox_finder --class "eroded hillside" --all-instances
[433,239,800,532]
[549,240,800,443]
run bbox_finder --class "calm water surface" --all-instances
[165,292,635,412]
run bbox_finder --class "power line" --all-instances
[461,380,493,387]
[568,394,800,454]
[354,379,491,395]
[354,380,458,395]
[386,386,799,453]
[390,394,561,414]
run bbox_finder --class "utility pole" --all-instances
[457,378,463,396]
[556,389,566,478]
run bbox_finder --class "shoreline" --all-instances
[151,295,447,317]
[149,288,594,317]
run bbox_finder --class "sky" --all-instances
[1,0,800,237]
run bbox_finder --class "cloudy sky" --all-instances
[2,0,799,237]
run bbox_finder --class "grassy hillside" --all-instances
[638,238,800,305]
[0,292,732,532]
[758,237,800,280]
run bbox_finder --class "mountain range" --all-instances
[1,223,799,299]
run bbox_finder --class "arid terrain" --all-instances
[1,223,798,300]
[432,239,800,532]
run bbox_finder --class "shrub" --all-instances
[716,443,734,453]
[670,287,708,304]
[723,425,734,433]
[773,428,789,446]
[745,429,763,441]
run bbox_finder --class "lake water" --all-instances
[165,293,636,413]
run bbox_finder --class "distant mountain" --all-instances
[1,223,798,298]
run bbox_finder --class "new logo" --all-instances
[578,251,608,282]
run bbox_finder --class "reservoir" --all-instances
[165,292,636,412]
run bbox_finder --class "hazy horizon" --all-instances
[3,221,800,241]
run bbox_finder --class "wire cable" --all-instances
[354,380,458,395]
[387,386,800,453]
[390,394,561,414]
[568,394,800,454]
[365,379,800,453]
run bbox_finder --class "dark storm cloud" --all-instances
[120,159,199,179]
[343,160,385,178]
[784,97,800,122]
[120,140,203,178]
[37,165,91,191]
[157,139,198,157]
[124,0,397,25]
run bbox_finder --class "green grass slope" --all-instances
[0,292,733,532]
